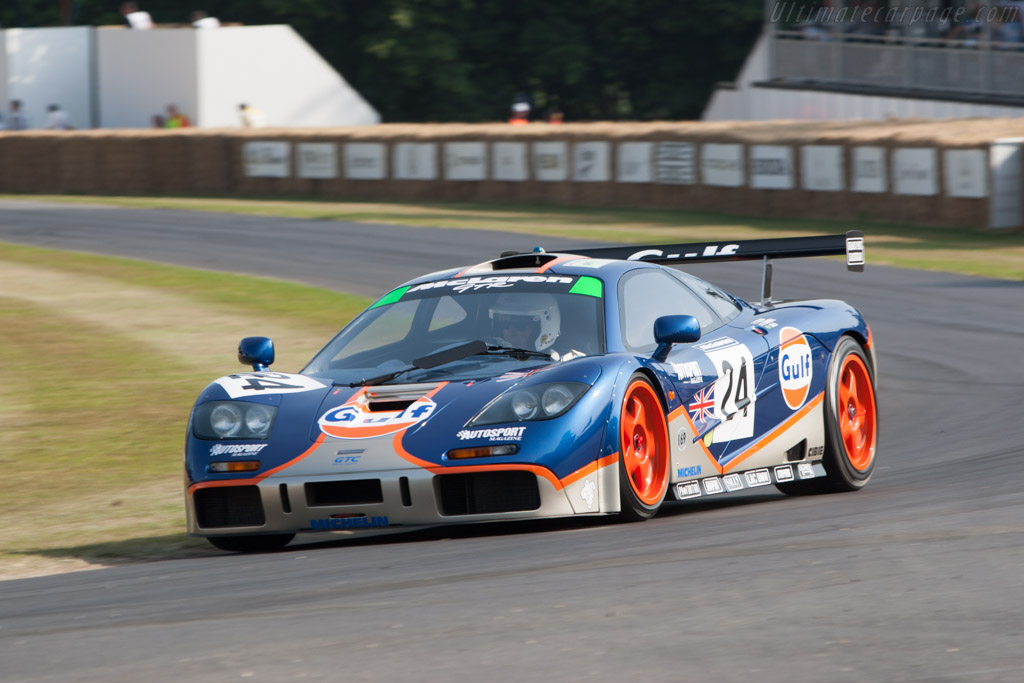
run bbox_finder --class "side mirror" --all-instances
[238,336,274,371]
[651,315,700,362]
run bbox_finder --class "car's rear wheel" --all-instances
[618,374,670,520]
[777,336,877,495]
[206,533,295,553]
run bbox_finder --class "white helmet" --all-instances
[489,293,561,351]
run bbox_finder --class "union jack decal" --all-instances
[688,385,716,424]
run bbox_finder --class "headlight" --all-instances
[244,404,275,438]
[541,384,576,415]
[469,382,589,426]
[210,404,243,437]
[193,401,279,440]
[511,391,539,420]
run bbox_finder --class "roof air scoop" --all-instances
[483,252,560,271]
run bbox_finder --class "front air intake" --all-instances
[305,479,384,506]
[438,471,541,515]
[194,486,266,528]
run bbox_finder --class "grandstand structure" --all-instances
[705,0,1024,120]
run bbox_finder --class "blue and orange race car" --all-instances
[185,233,877,552]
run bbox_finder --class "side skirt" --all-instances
[669,461,827,500]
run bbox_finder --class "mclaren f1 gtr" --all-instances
[185,232,877,552]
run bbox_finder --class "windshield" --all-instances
[302,274,605,384]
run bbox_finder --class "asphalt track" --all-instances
[1,201,1022,682]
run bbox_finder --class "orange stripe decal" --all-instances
[534,255,580,274]
[722,392,824,473]
[561,452,619,488]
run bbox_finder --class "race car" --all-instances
[185,232,877,552]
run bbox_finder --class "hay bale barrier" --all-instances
[2,118,1023,230]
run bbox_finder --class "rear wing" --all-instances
[563,231,864,304]
[564,231,864,270]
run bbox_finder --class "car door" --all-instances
[667,271,773,468]
[618,267,751,480]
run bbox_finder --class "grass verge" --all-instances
[0,242,370,580]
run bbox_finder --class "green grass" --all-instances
[5,194,1023,280]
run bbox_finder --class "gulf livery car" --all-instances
[185,232,877,552]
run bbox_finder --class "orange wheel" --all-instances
[777,336,878,497]
[820,336,878,491]
[837,353,877,472]
[618,375,669,520]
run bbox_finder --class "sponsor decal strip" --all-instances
[457,426,527,441]
[408,275,573,294]
[188,433,328,494]
[721,392,823,473]
[392,431,564,490]
[667,404,721,474]
[310,516,389,530]
[319,383,448,440]
[395,432,618,492]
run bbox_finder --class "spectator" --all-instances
[239,103,267,127]
[846,0,886,37]
[7,99,29,130]
[120,2,153,29]
[943,2,985,45]
[164,104,191,128]
[993,2,1024,43]
[45,104,74,130]
[191,10,221,29]
[799,0,841,40]
[508,102,530,125]
[152,114,165,128]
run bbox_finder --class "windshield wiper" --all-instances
[484,344,553,361]
[344,340,488,387]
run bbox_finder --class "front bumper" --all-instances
[186,466,597,537]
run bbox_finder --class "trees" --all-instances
[4,0,761,122]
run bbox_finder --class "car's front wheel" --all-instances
[206,533,295,553]
[617,374,670,521]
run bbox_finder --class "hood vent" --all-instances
[367,399,414,412]
[364,382,441,402]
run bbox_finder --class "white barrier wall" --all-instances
[195,25,379,128]
[4,27,95,129]
[97,28,198,129]
[990,139,1023,229]
[2,25,378,129]
[654,142,695,185]
[852,147,887,193]
[0,32,7,118]
[228,137,1005,226]
[801,146,844,192]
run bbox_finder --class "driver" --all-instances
[489,293,561,351]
